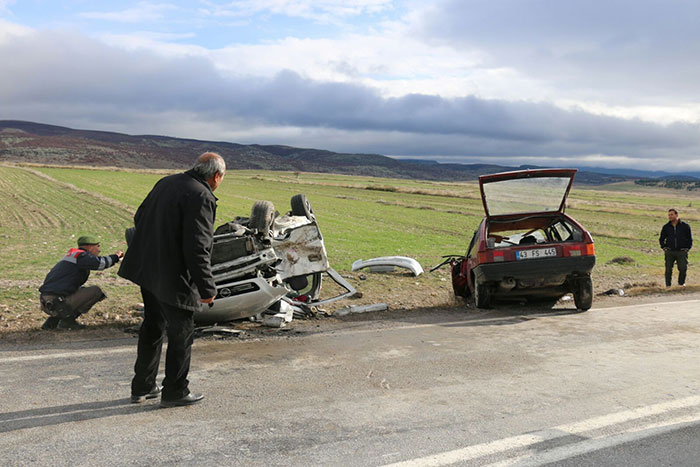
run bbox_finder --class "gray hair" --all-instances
[192,152,226,179]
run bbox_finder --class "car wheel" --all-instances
[474,277,491,309]
[307,272,322,300]
[288,273,322,300]
[125,227,136,247]
[290,194,314,219]
[250,200,275,235]
[574,276,593,311]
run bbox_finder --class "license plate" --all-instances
[516,247,557,260]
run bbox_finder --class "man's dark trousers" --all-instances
[131,287,195,400]
[665,250,688,286]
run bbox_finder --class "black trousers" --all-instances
[131,287,195,400]
[665,250,689,286]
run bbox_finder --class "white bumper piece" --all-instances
[351,256,424,276]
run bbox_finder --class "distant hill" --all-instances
[0,120,630,184]
[635,178,700,190]
[570,166,700,180]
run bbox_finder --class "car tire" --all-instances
[288,273,322,299]
[574,276,593,311]
[286,274,309,291]
[250,200,275,235]
[291,194,314,219]
[474,277,491,309]
[307,272,322,300]
[125,227,136,247]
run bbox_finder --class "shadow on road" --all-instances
[336,300,587,330]
[441,307,587,328]
[0,398,158,433]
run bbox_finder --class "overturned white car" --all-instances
[201,194,354,324]
[126,194,355,325]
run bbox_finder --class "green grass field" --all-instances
[1,164,698,333]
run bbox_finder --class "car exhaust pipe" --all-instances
[499,277,516,291]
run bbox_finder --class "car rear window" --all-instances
[488,230,547,248]
[487,217,582,248]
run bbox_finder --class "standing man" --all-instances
[119,152,225,407]
[659,208,693,287]
[39,236,123,330]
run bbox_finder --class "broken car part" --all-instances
[351,256,424,276]
[334,303,388,317]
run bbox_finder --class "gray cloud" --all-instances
[416,0,700,105]
[1,29,699,168]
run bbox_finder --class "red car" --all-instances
[450,169,595,310]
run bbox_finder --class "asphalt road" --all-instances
[3,298,700,466]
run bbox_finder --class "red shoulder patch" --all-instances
[66,248,86,258]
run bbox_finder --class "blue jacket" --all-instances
[39,248,120,296]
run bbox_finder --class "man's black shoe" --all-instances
[160,393,204,408]
[57,318,86,330]
[41,316,60,330]
[130,384,163,403]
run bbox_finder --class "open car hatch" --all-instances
[479,169,577,218]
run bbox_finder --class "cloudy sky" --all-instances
[1,0,699,171]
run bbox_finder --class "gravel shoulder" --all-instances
[2,267,699,347]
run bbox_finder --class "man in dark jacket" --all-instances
[119,152,225,407]
[39,236,123,330]
[659,208,693,287]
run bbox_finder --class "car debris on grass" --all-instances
[352,256,424,276]
[334,303,388,316]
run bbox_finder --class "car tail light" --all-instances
[563,243,595,257]
[478,250,505,263]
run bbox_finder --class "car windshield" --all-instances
[482,176,571,216]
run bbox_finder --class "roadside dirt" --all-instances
[2,268,699,345]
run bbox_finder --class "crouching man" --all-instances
[39,236,124,330]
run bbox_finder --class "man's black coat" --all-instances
[118,170,218,311]
[659,220,693,251]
